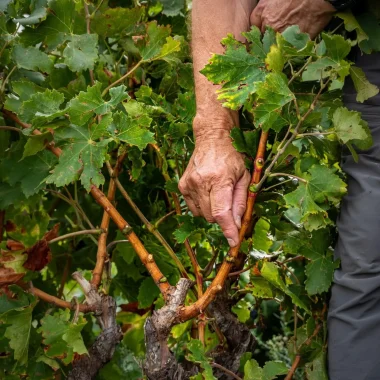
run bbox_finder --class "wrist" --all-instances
[193,111,238,142]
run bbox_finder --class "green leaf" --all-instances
[38,309,88,364]
[46,124,111,190]
[265,45,285,73]
[261,262,310,312]
[138,277,160,309]
[332,107,371,144]
[230,127,259,158]
[356,12,380,53]
[336,10,368,44]
[137,21,182,63]
[322,33,351,61]
[112,112,156,150]
[307,165,347,204]
[67,83,129,126]
[22,132,53,159]
[254,73,295,131]
[305,352,328,380]
[252,218,272,253]
[1,141,57,198]
[187,340,216,380]
[160,0,185,16]
[0,286,31,315]
[262,361,288,380]
[305,250,339,295]
[250,277,275,298]
[21,89,65,126]
[12,45,53,73]
[92,7,143,37]
[244,359,263,380]
[0,293,37,366]
[13,0,48,25]
[200,34,265,109]
[63,34,98,72]
[349,66,379,103]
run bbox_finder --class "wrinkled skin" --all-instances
[250,0,335,39]
[179,120,250,247]
[181,0,336,247]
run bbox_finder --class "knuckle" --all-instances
[212,208,229,221]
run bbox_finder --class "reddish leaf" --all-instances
[4,220,16,232]
[6,240,25,251]
[0,250,26,286]
[44,223,60,242]
[23,224,60,272]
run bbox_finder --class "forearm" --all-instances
[191,0,257,139]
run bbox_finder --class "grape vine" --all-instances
[0,1,379,379]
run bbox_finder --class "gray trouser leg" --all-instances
[328,53,380,380]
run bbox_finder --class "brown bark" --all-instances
[91,153,126,288]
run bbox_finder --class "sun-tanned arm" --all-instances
[179,0,335,248]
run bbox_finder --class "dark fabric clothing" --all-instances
[328,52,380,380]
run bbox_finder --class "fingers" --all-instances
[250,6,262,30]
[232,170,251,229]
[210,184,239,247]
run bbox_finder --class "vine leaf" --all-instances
[38,309,88,364]
[92,7,143,37]
[261,262,310,312]
[12,45,53,73]
[137,21,182,63]
[67,83,129,126]
[305,352,329,380]
[285,229,339,295]
[230,127,259,158]
[244,358,287,380]
[112,111,156,150]
[349,66,379,103]
[336,10,368,44]
[187,339,216,380]
[22,132,53,159]
[13,0,48,25]
[46,124,112,190]
[63,34,98,72]
[200,33,266,109]
[332,107,372,144]
[0,291,37,366]
[254,73,295,131]
[138,277,160,309]
[20,89,65,126]
[305,251,339,295]
[0,249,27,286]
[23,223,59,272]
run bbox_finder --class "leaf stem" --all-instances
[0,125,21,133]
[101,60,143,96]
[48,229,103,244]
[269,173,307,183]
[211,363,243,380]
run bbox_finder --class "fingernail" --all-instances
[227,238,236,247]
[235,216,242,229]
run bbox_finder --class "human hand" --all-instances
[179,117,250,247]
[250,0,336,39]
